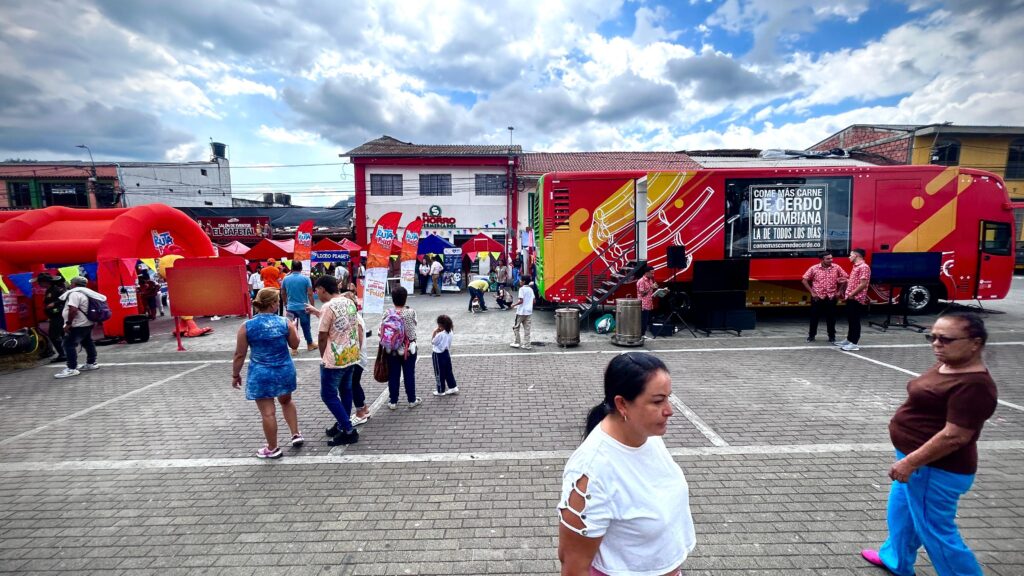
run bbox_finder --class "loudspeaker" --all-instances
[650,322,676,337]
[123,315,150,344]
[666,245,687,269]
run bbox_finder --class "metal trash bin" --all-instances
[611,298,644,347]
[555,308,580,348]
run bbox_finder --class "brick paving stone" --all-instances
[1,283,1023,574]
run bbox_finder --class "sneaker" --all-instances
[325,424,339,437]
[350,415,369,427]
[833,339,850,347]
[388,403,397,410]
[433,390,444,396]
[54,368,80,379]
[445,387,460,395]
[327,429,359,446]
[80,363,100,371]
[841,343,861,351]
[290,433,305,447]
[828,338,836,344]
[256,446,282,459]
[509,342,521,348]
[521,345,532,351]
[805,336,815,343]
[408,397,423,409]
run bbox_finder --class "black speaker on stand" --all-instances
[659,245,696,338]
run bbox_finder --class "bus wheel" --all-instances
[904,285,937,313]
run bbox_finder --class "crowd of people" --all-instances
[33,246,999,576]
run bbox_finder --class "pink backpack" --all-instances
[379,309,407,354]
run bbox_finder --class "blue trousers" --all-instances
[878,450,982,576]
[431,350,457,393]
[320,366,354,433]
[287,309,313,345]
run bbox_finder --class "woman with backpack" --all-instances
[379,286,422,410]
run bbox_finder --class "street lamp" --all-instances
[76,144,98,207]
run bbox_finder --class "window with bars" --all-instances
[419,174,452,196]
[475,174,506,196]
[7,182,32,208]
[1006,138,1024,179]
[370,174,403,196]
[930,139,960,166]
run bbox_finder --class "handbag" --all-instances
[373,344,389,383]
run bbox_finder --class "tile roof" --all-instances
[0,163,119,179]
[343,135,521,157]
[519,152,699,174]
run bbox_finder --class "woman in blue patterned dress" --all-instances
[232,288,303,459]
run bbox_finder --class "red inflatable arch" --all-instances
[0,205,214,336]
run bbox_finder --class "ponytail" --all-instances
[584,401,613,438]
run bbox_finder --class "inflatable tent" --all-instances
[0,205,215,336]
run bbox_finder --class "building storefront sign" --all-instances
[311,250,351,264]
[199,217,271,242]
[422,205,456,229]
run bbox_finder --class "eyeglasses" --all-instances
[925,334,972,345]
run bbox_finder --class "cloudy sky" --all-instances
[1,0,1022,206]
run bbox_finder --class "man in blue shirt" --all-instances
[281,261,316,351]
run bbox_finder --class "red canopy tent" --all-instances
[217,241,250,256]
[245,238,294,261]
[312,238,344,251]
[338,238,363,252]
[461,233,504,260]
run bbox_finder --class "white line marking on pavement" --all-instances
[2,440,1022,472]
[35,341,1024,368]
[0,364,211,447]
[840,352,920,377]
[842,353,1024,413]
[669,394,728,447]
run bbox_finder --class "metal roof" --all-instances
[343,135,521,157]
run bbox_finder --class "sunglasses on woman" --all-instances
[924,334,972,345]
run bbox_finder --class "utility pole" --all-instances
[506,126,517,260]
[76,144,97,208]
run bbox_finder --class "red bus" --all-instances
[532,165,1016,314]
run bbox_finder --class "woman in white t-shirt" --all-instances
[558,352,695,576]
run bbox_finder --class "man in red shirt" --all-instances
[836,248,871,351]
[801,252,848,343]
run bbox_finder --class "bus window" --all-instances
[980,221,1012,256]
[725,177,852,259]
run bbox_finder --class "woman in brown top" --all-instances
[861,311,997,576]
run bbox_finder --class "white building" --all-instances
[119,142,232,208]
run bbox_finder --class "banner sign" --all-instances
[363,212,402,313]
[312,250,351,264]
[748,184,827,252]
[293,220,314,263]
[151,230,174,253]
[399,218,423,293]
[442,247,462,292]
[198,217,270,241]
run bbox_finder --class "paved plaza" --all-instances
[1,278,1023,575]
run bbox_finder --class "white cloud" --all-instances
[164,142,206,162]
[208,76,278,100]
[257,125,322,146]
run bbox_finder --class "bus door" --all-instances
[975,220,1013,300]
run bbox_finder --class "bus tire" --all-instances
[903,284,943,314]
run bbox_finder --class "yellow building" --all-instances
[810,124,1024,268]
